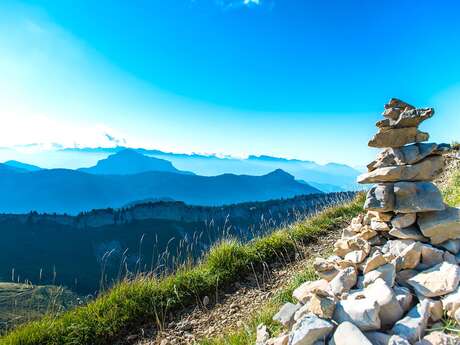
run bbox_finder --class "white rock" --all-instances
[344,250,367,264]
[329,267,357,296]
[290,314,334,345]
[371,219,391,232]
[388,335,411,345]
[414,331,460,345]
[352,278,404,329]
[407,262,460,297]
[333,298,381,331]
[363,251,387,274]
[331,321,372,345]
[256,324,270,345]
[293,279,330,304]
[442,285,460,317]
[393,242,422,271]
[363,263,396,288]
[392,299,431,343]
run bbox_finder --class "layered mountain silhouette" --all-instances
[4,160,42,172]
[0,164,320,214]
[78,149,192,175]
[61,146,362,191]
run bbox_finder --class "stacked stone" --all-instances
[256,99,460,345]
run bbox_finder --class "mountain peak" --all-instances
[78,150,186,175]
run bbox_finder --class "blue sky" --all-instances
[1,0,459,166]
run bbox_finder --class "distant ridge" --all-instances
[60,146,361,191]
[0,168,321,214]
[4,160,42,172]
[78,149,192,175]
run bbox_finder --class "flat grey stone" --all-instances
[357,156,444,184]
[364,184,395,212]
[394,182,445,213]
[389,226,428,242]
[273,302,301,327]
[418,207,460,244]
[290,314,334,345]
[367,143,438,171]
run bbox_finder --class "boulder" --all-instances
[415,331,460,345]
[363,252,387,274]
[418,207,460,244]
[313,258,339,282]
[393,285,414,312]
[377,107,434,129]
[368,127,429,148]
[395,269,418,288]
[256,324,270,345]
[292,279,330,304]
[333,238,370,258]
[392,213,417,228]
[331,321,372,345]
[382,98,415,119]
[329,267,357,296]
[363,263,396,287]
[367,143,438,171]
[333,298,381,331]
[441,285,460,317]
[420,244,445,268]
[353,278,404,329]
[393,182,445,213]
[367,211,394,222]
[389,226,428,242]
[364,184,395,212]
[357,156,444,184]
[363,332,390,345]
[307,291,336,319]
[393,242,422,271]
[370,220,391,232]
[273,302,301,327]
[344,250,368,264]
[407,262,460,297]
[289,314,334,345]
[392,299,431,343]
[438,239,460,254]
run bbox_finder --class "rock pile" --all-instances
[257,99,460,345]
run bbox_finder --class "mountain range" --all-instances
[59,146,362,191]
[0,150,321,214]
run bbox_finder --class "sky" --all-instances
[1,0,459,166]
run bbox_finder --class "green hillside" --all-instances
[0,194,364,345]
[0,283,80,335]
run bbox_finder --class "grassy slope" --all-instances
[443,167,460,207]
[0,284,79,335]
[0,195,364,345]
[199,163,460,345]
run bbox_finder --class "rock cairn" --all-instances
[257,99,460,345]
